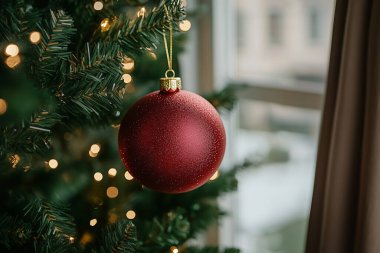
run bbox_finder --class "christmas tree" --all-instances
[0,0,248,252]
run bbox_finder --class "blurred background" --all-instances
[181,0,335,252]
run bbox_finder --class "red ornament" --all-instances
[118,83,226,193]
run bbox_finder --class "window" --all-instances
[208,0,336,252]
[268,9,283,45]
[309,6,323,42]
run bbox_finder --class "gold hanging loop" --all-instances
[160,4,181,92]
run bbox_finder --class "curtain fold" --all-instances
[305,0,380,253]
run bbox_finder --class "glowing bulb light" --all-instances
[179,20,191,32]
[122,58,135,71]
[29,31,41,44]
[106,186,119,198]
[94,1,104,10]
[48,159,59,169]
[124,171,134,180]
[126,210,136,219]
[108,168,117,177]
[90,144,101,154]
[94,172,103,181]
[0,99,7,115]
[170,246,179,253]
[89,218,97,226]
[122,74,132,84]
[5,55,21,68]
[100,18,111,32]
[137,7,146,17]
[5,44,19,57]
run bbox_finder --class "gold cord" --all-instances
[163,4,174,76]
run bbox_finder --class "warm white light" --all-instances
[122,58,135,71]
[170,246,179,253]
[0,99,7,115]
[29,31,41,44]
[100,18,110,32]
[5,55,21,68]
[124,171,134,180]
[94,172,103,181]
[5,44,19,57]
[94,1,104,10]
[179,20,191,32]
[209,171,219,181]
[89,150,98,157]
[108,168,117,177]
[137,7,146,17]
[106,186,119,198]
[126,210,136,219]
[90,144,101,154]
[69,236,75,243]
[48,159,58,169]
[89,218,97,226]
[122,74,132,84]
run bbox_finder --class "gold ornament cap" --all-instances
[160,70,182,92]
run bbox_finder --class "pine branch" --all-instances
[35,10,76,86]
[95,0,185,56]
[148,209,190,246]
[23,198,76,240]
[0,214,32,250]
[56,42,125,127]
[34,234,77,253]
[204,86,239,111]
[0,125,51,163]
[0,1,41,40]
[98,220,137,253]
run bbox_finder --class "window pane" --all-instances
[229,1,335,253]
[236,0,335,82]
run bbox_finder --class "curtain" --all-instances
[305,0,380,252]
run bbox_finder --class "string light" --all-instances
[94,172,103,181]
[122,57,135,71]
[93,1,104,11]
[29,31,41,44]
[106,186,119,198]
[124,171,134,180]
[126,210,136,220]
[90,144,101,153]
[48,159,59,169]
[179,20,191,32]
[122,74,132,84]
[137,7,146,17]
[5,55,21,68]
[69,236,75,244]
[5,44,19,57]
[9,154,20,168]
[108,168,117,177]
[0,99,7,115]
[209,171,219,181]
[100,18,111,32]
[89,218,97,226]
[170,246,179,253]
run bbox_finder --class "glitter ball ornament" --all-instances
[118,76,226,193]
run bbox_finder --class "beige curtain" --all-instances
[305,0,380,252]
